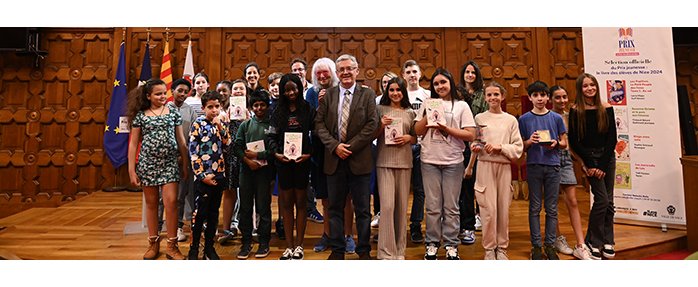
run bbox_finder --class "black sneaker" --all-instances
[280,247,293,260]
[544,244,559,260]
[602,244,615,259]
[237,244,252,260]
[255,244,270,258]
[586,242,602,260]
[291,246,304,260]
[445,245,460,260]
[410,228,424,244]
[531,246,544,260]
[424,243,438,260]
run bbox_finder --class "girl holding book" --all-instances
[373,77,416,259]
[414,68,476,260]
[218,79,250,244]
[471,82,523,260]
[269,74,315,260]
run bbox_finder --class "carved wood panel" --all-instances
[546,28,585,103]
[221,28,443,93]
[455,28,537,117]
[0,29,114,216]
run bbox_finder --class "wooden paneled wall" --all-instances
[1,27,693,218]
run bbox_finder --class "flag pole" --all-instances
[103,28,129,192]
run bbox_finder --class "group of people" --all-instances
[125,53,618,260]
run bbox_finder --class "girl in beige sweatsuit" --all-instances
[471,82,523,260]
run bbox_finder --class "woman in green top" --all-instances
[458,60,487,244]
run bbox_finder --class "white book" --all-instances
[284,132,303,160]
[229,96,247,121]
[246,140,267,166]
[384,117,403,145]
[425,98,446,127]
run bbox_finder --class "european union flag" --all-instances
[104,42,129,168]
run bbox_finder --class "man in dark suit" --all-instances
[314,54,378,260]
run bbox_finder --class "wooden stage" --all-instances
[0,187,687,260]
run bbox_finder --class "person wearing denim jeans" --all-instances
[519,80,567,260]
[568,73,618,260]
[526,164,561,253]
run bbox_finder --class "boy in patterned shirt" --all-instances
[188,91,230,260]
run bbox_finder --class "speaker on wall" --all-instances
[677,85,698,155]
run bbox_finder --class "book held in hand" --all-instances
[473,124,487,148]
[229,96,247,121]
[246,140,267,166]
[537,129,552,145]
[384,117,403,145]
[284,132,302,160]
[425,98,446,127]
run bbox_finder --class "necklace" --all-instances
[150,105,165,116]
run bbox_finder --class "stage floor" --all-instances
[0,187,686,260]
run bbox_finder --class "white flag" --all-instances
[183,40,194,83]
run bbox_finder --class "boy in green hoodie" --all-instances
[233,89,275,259]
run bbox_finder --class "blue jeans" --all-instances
[409,144,424,229]
[527,164,560,247]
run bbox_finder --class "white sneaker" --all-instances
[176,227,188,242]
[602,244,615,259]
[554,235,573,255]
[474,214,482,231]
[460,230,475,245]
[495,248,509,260]
[484,249,496,260]
[291,246,304,260]
[424,243,438,260]
[586,244,602,260]
[573,244,592,260]
[445,246,460,260]
[370,212,380,228]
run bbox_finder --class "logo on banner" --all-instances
[642,210,657,217]
[615,27,640,56]
[667,205,676,216]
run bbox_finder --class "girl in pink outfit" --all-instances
[471,82,523,260]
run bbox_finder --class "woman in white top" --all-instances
[414,68,475,260]
[471,82,523,260]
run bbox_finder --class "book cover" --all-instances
[607,79,627,106]
[246,139,267,166]
[537,129,552,144]
[384,117,403,145]
[229,96,247,121]
[425,98,446,127]
[614,107,629,133]
[284,132,302,160]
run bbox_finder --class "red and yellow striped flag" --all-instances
[160,41,173,102]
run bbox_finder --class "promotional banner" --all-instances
[582,27,685,226]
